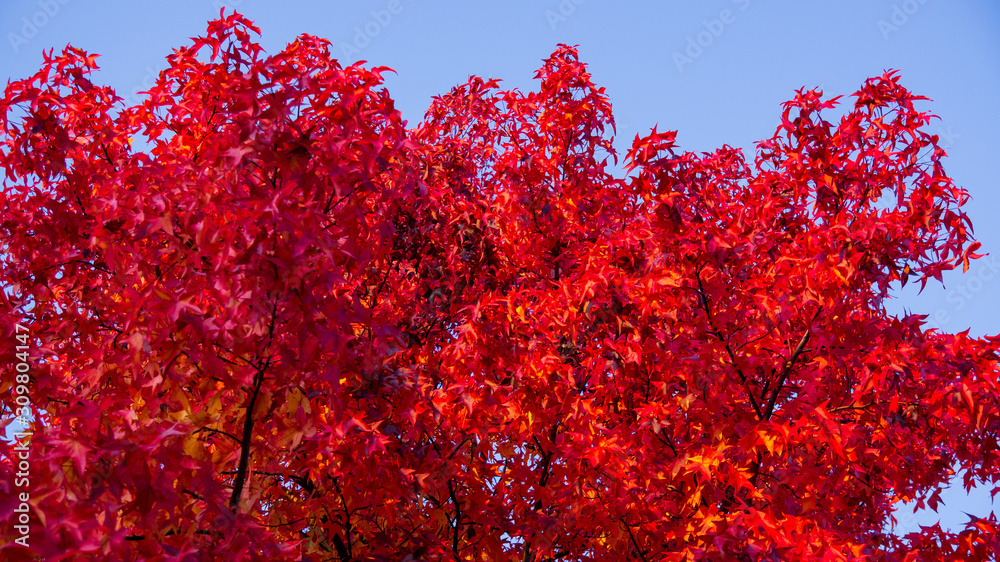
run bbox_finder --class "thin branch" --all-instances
[695,268,764,419]
[763,309,821,420]
[448,479,463,558]
[523,421,560,562]
[228,356,269,510]
[194,426,242,444]
[621,517,650,562]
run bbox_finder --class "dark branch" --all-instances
[695,268,764,420]
[228,357,269,510]
[763,309,820,420]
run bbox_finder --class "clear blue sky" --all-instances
[3,0,998,537]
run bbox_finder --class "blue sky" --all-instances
[2,0,998,538]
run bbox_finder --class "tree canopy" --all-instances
[2,13,999,561]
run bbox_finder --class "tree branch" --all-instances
[523,421,560,562]
[763,309,820,420]
[448,479,463,558]
[228,357,269,510]
[695,269,764,420]
[621,517,650,562]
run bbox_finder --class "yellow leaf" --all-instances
[183,435,206,461]
[253,390,273,418]
[287,389,302,414]
[758,430,776,454]
[206,395,222,419]
[172,391,192,421]
[681,394,694,411]
[287,388,312,415]
[688,487,703,508]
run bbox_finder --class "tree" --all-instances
[2,12,999,561]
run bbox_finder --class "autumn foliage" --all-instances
[3,13,1000,561]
